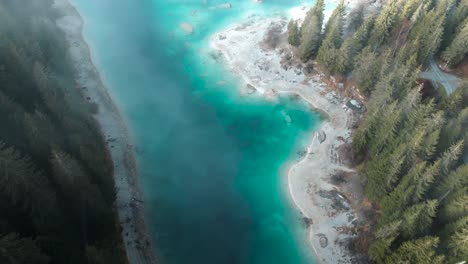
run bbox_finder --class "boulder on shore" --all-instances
[317,234,328,248]
[317,130,326,143]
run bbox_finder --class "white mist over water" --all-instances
[69,0,338,263]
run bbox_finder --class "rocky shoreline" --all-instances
[210,12,367,264]
[53,0,157,263]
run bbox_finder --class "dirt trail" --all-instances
[420,59,462,95]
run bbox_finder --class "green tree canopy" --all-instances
[298,0,325,61]
[442,17,468,67]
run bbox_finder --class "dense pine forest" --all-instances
[0,0,125,263]
[289,0,467,263]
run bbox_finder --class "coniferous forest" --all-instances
[0,0,125,263]
[289,0,467,263]
[0,0,466,263]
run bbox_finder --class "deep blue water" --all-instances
[70,1,326,263]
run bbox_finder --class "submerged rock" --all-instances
[246,84,256,94]
[218,34,227,40]
[280,110,292,123]
[219,3,232,9]
[180,22,194,34]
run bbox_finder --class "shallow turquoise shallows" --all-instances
[70,1,328,263]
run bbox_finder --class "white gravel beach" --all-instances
[210,9,365,264]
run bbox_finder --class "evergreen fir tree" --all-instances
[440,187,468,223]
[412,161,440,203]
[298,0,325,61]
[369,0,401,48]
[408,8,447,64]
[442,17,468,67]
[384,236,445,264]
[337,16,374,74]
[317,0,346,74]
[287,19,300,46]
[352,48,381,95]
[380,163,426,221]
[401,0,424,20]
[440,0,468,51]
[447,227,468,262]
[433,165,468,200]
[0,142,58,223]
[400,200,438,238]
[345,2,365,36]
[439,140,464,177]
[0,233,49,264]
[443,216,468,263]
[368,220,401,262]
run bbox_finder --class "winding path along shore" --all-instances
[53,0,157,263]
[210,12,365,264]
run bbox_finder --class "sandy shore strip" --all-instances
[210,11,365,264]
[53,1,157,263]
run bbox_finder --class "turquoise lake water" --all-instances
[70,1,331,263]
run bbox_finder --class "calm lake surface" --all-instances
[70,1,333,263]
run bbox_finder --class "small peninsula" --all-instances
[211,9,363,264]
